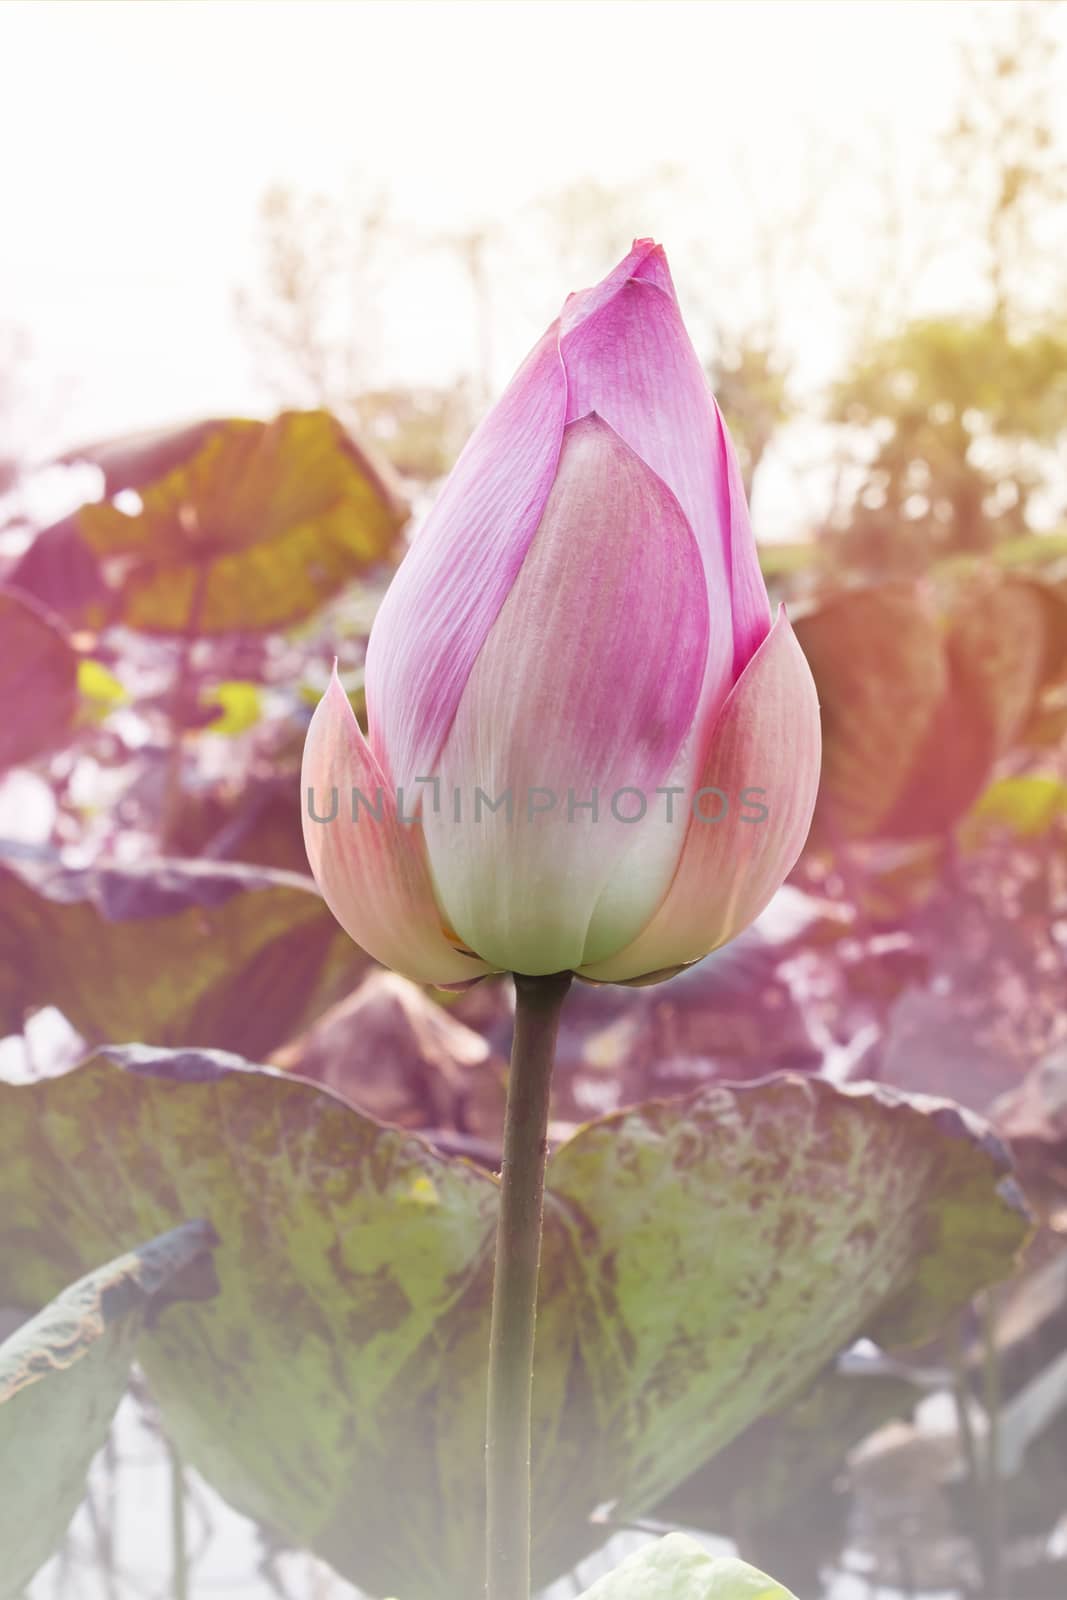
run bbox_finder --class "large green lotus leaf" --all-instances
[533,1075,1027,1562]
[0,1052,1027,1600]
[0,853,365,1055]
[576,1535,797,1600]
[0,587,79,772]
[0,1219,218,1600]
[69,411,407,634]
[0,1049,505,1599]
[655,1364,917,1588]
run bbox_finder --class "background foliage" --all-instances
[1,4,1066,1599]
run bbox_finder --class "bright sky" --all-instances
[2,0,1063,535]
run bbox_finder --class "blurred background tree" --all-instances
[236,183,478,480]
[234,181,391,413]
[827,0,1067,576]
[235,160,814,511]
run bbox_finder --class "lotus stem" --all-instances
[167,1435,189,1600]
[485,970,572,1600]
[980,1292,1004,1596]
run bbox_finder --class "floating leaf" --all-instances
[272,967,505,1137]
[20,412,408,634]
[796,576,1062,842]
[166,774,309,875]
[76,657,128,720]
[0,1050,1027,1599]
[575,1534,797,1600]
[0,852,365,1055]
[949,577,1052,747]
[572,928,821,1109]
[0,587,79,772]
[878,575,1053,836]
[1022,696,1067,750]
[0,1220,218,1600]
[994,1045,1067,1144]
[200,680,263,735]
[6,514,111,628]
[81,411,407,632]
[61,417,229,491]
[794,585,947,841]
[964,774,1067,841]
[987,530,1067,571]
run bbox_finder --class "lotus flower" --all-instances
[303,240,820,985]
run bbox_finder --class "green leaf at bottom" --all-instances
[0,1219,218,1600]
[0,1054,1028,1600]
[577,1534,797,1599]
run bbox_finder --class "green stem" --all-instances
[486,970,572,1600]
[167,1435,189,1600]
[948,1312,996,1595]
[980,1292,1003,1597]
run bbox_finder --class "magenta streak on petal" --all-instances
[626,240,769,673]
[559,237,665,335]
[628,240,677,296]
[560,276,742,739]
[364,325,567,793]
[715,398,772,677]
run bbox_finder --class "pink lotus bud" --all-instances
[303,241,821,985]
